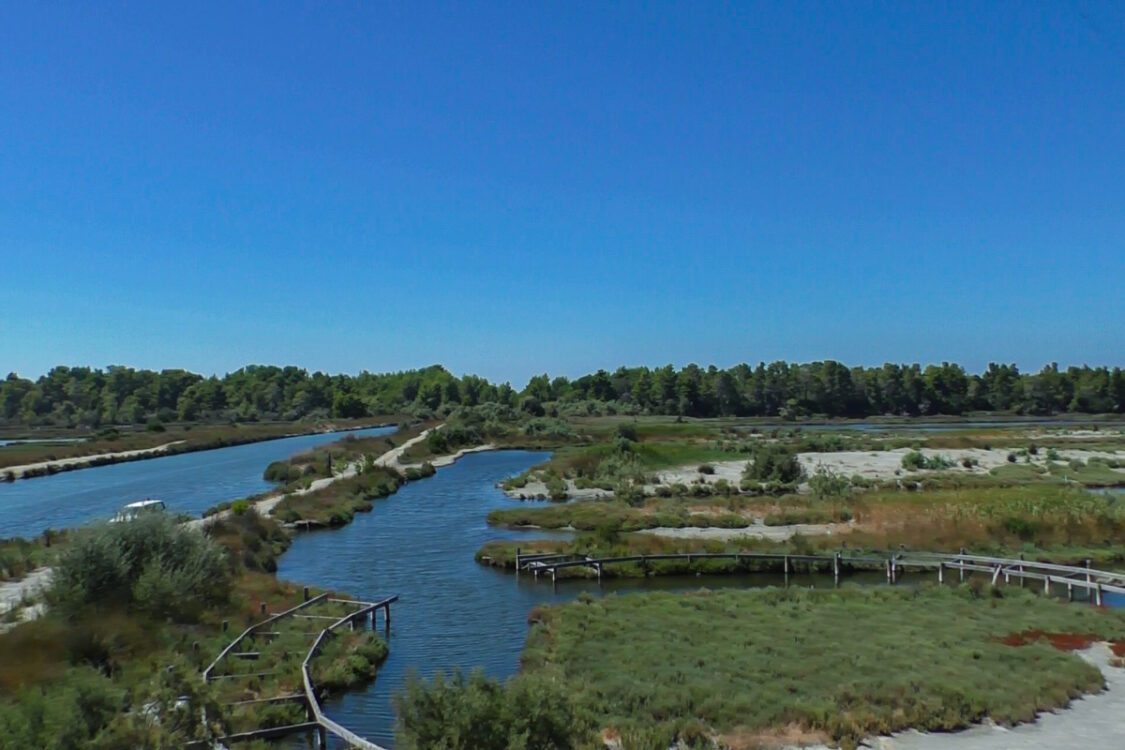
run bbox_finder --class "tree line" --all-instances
[1,361,1122,427]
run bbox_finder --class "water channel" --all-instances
[1,435,1121,748]
[0,425,397,538]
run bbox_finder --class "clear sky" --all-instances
[2,2,1122,385]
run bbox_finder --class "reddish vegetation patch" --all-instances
[1000,629,1099,651]
[1110,641,1125,657]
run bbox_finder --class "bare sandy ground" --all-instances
[0,567,53,633]
[653,446,1123,488]
[413,444,495,469]
[832,644,1125,750]
[644,523,846,541]
[505,478,612,501]
[4,441,186,479]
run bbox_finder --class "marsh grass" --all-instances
[521,586,1125,748]
[274,465,405,526]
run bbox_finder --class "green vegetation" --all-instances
[273,465,406,526]
[741,443,804,492]
[488,496,755,532]
[0,419,394,474]
[520,586,1125,749]
[48,515,230,621]
[0,515,255,746]
[480,484,1125,575]
[901,450,955,471]
[5,360,1122,431]
[0,533,63,582]
[394,670,584,750]
[0,508,390,747]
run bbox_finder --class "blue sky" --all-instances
[2,2,1122,385]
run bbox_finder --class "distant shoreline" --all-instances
[0,422,396,483]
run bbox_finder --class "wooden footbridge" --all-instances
[514,548,1125,605]
[197,589,398,749]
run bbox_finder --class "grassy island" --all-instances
[518,586,1125,749]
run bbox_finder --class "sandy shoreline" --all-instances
[3,441,187,479]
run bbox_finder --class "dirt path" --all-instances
[4,441,186,479]
[191,426,448,529]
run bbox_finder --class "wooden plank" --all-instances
[198,720,321,744]
[226,693,308,707]
[203,593,329,681]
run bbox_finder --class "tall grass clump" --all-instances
[49,514,230,621]
[521,587,1125,749]
[394,669,588,750]
[741,444,805,493]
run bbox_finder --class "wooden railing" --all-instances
[515,548,1125,604]
[200,592,397,748]
[302,595,398,750]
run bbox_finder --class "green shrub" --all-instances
[743,444,804,485]
[394,669,586,750]
[50,515,230,621]
[697,464,715,475]
[809,466,850,500]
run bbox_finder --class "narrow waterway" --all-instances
[0,425,397,537]
[276,450,865,748]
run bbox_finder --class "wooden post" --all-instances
[1067,582,1074,601]
[260,602,267,616]
[222,620,229,633]
[938,562,944,584]
[1018,554,1025,588]
[595,563,602,582]
[303,586,310,602]
[959,547,966,583]
[515,547,521,573]
[885,558,892,583]
[833,552,840,585]
[890,558,897,584]
[1043,575,1050,595]
[783,555,790,583]
[1095,585,1103,607]
[1086,559,1093,590]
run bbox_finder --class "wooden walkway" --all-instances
[514,548,1125,604]
[199,591,398,749]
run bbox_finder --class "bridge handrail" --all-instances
[902,552,1125,581]
[203,592,330,681]
[520,550,1125,596]
[301,595,398,750]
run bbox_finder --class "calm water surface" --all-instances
[277,450,872,748]
[0,426,397,537]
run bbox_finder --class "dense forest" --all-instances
[1,361,1122,428]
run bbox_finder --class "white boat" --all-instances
[110,499,167,523]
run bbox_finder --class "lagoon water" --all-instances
[2,437,1120,747]
[276,450,874,748]
[0,426,397,538]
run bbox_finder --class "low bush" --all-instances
[49,514,230,622]
[394,669,587,750]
